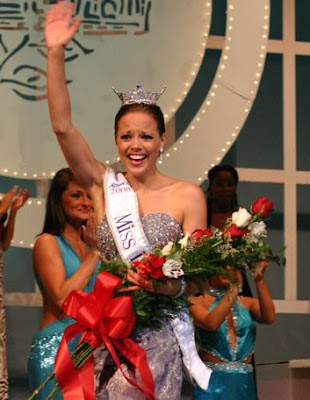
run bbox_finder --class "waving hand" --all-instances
[45,1,81,49]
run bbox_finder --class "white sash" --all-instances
[104,167,151,264]
[104,167,211,390]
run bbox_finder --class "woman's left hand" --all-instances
[124,265,155,292]
[11,189,29,212]
[253,259,269,281]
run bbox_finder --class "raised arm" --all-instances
[45,1,103,189]
[0,186,17,217]
[1,189,29,251]
[189,288,239,331]
[247,262,275,324]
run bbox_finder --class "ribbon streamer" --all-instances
[54,271,156,400]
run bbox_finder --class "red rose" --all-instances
[148,255,166,280]
[225,224,248,239]
[133,260,151,279]
[150,265,166,280]
[149,254,166,268]
[191,228,213,242]
[251,196,274,219]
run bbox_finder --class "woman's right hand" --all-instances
[82,213,98,251]
[45,1,81,49]
[126,265,187,296]
[0,186,17,216]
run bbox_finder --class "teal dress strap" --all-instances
[34,235,99,294]
[55,235,98,293]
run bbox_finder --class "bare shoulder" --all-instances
[169,179,205,200]
[188,294,213,308]
[33,234,58,255]
[239,296,255,310]
[34,233,56,246]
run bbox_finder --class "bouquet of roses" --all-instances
[181,196,285,280]
[100,196,285,326]
[219,195,285,274]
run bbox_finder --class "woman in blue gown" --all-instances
[28,168,100,399]
[189,265,275,400]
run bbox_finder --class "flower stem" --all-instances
[27,342,94,399]
[26,374,55,400]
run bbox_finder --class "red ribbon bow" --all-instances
[54,271,156,400]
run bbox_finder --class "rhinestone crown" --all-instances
[112,84,166,106]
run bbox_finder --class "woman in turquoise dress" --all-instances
[28,168,100,399]
[189,265,275,400]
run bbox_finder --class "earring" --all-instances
[115,154,121,162]
[158,147,164,164]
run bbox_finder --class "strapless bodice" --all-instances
[97,213,182,260]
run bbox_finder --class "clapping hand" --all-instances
[11,189,29,212]
[253,260,269,282]
[0,186,18,216]
[82,213,98,251]
[45,0,81,49]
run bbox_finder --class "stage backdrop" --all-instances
[0,0,209,177]
[0,0,268,248]
[7,2,310,399]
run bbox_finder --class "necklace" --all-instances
[208,286,228,298]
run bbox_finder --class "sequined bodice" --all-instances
[97,213,182,260]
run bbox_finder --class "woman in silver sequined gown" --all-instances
[44,2,207,398]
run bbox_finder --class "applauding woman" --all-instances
[28,168,100,399]
[189,264,275,400]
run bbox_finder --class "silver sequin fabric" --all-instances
[97,213,183,260]
[95,213,184,399]
[95,324,183,400]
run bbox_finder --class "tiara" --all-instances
[112,84,166,106]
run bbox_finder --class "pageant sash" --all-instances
[104,168,151,264]
[104,167,212,390]
[170,311,212,390]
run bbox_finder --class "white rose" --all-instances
[249,221,267,236]
[232,207,252,228]
[162,259,184,279]
[178,232,190,249]
[161,241,174,256]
